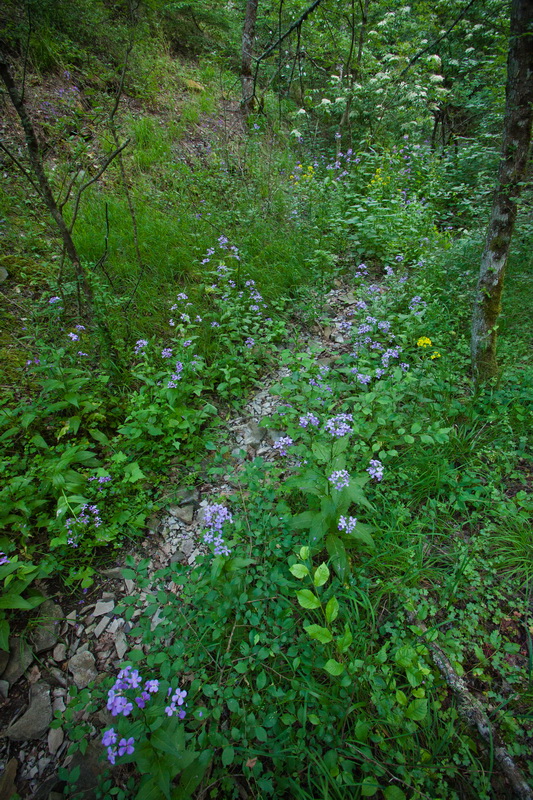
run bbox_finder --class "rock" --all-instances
[107,618,124,634]
[4,681,52,740]
[94,616,111,638]
[0,757,17,798]
[173,487,200,506]
[63,742,107,799]
[0,680,9,698]
[30,600,64,654]
[1,637,33,685]
[0,649,9,676]
[184,78,205,92]
[124,578,135,594]
[114,630,128,659]
[53,643,67,662]
[100,567,123,578]
[168,504,194,524]
[42,666,68,688]
[92,600,115,617]
[52,695,66,714]
[48,726,64,755]
[243,420,266,446]
[68,651,97,689]
[0,267,8,284]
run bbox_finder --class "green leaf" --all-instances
[124,462,146,483]
[289,564,309,579]
[324,659,345,676]
[0,594,34,610]
[313,563,330,587]
[342,523,375,549]
[0,619,10,651]
[256,670,267,690]
[311,441,331,463]
[361,777,380,796]
[135,776,164,800]
[325,535,348,582]
[410,422,422,434]
[89,428,110,444]
[255,726,267,742]
[346,480,374,511]
[304,624,333,644]
[337,624,353,654]
[296,590,321,610]
[291,511,318,530]
[222,746,234,767]
[405,698,428,721]
[383,786,406,800]
[308,714,320,725]
[325,596,339,624]
[172,750,212,800]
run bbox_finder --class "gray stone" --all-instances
[0,267,8,284]
[4,681,52,740]
[94,616,111,638]
[68,651,97,689]
[30,600,64,654]
[243,420,266,446]
[0,757,18,797]
[48,726,64,755]
[114,630,128,659]
[53,643,67,662]
[92,600,114,617]
[100,567,123,578]
[172,487,200,506]
[107,617,124,634]
[0,679,8,698]
[124,579,135,594]
[52,695,66,714]
[42,666,68,688]
[168,504,194,524]
[1,637,33,685]
[0,648,9,676]
[267,429,284,443]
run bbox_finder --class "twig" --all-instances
[68,139,130,233]
[408,613,533,800]
[0,141,41,195]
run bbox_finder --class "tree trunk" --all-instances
[0,52,94,313]
[241,0,259,116]
[471,0,533,383]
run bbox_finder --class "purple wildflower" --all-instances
[324,413,353,438]
[273,436,294,456]
[338,516,357,534]
[49,296,61,304]
[161,348,173,358]
[329,470,350,491]
[134,339,148,354]
[118,737,135,757]
[299,412,320,428]
[367,460,384,481]
[68,332,79,342]
[0,552,10,566]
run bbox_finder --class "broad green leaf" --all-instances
[308,714,320,725]
[405,698,428,721]
[346,480,374,511]
[0,619,10,651]
[289,564,309,579]
[325,596,339,624]
[331,436,349,457]
[222,746,234,766]
[313,563,330,587]
[410,422,422,434]
[304,624,333,644]
[324,659,345,676]
[299,546,310,560]
[342,524,375,549]
[172,750,212,800]
[255,726,267,742]
[395,690,408,706]
[337,624,353,654]
[291,511,317,530]
[312,441,331,463]
[256,670,267,690]
[361,777,380,796]
[0,594,33,610]
[325,535,349,582]
[384,786,406,800]
[296,589,321,610]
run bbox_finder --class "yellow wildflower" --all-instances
[417,337,432,348]
[430,351,441,359]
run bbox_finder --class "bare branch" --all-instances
[0,141,41,195]
[68,138,130,233]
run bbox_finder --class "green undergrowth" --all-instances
[1,39,532,797]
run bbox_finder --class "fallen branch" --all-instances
[408,614,533,800]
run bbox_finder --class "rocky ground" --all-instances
[0,283,362,799]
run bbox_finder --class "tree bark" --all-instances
[0,52,94,313]
[241,0,259,116]
[471,0,533,383]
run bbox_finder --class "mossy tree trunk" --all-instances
[471,0,533,383]
[241,0,259,116]
[0,52,95,315]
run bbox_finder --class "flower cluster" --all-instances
[324,414,353,438]
[167,361,184,389]
[273,436,294,456]
[102,667,188,765]
[329,470,350,491]
[417,336,432,348]
[338,516,357,534]
[299,412,320,429]
[367,460,384,481]
[65,504,101,547]
[202,503,233,557]
[0,552,10,566]
[134,339,148,355]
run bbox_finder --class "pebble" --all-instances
[93,600,115,618]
